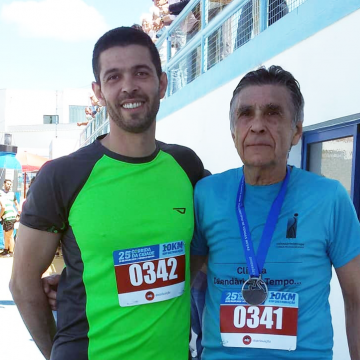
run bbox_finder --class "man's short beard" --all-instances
[107,97,160,134]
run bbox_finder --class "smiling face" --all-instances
[231,84,302,172]
[92,45,167,134]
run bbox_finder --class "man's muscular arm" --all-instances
[10,224,61,360]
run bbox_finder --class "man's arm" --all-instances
[336,254,360,360]
[14,198,20,213]
[10,224,61,360]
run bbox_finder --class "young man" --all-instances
[0,179,20,257]
[191,66,360,359]
[10,27,205,360]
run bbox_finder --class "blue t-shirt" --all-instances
[191,166,360,360]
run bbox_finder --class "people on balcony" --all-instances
[236,0,289,49]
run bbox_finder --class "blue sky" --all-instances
[0,0,153,90]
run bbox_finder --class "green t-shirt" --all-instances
[21,136,205,360]
[0,190,17,221]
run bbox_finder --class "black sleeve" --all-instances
[21,160,70,233]
[169,0,191,15]
[20,144,103,233]
[157,141,209,188]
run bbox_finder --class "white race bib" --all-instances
[220,290,298,350]
[113,241,186,307]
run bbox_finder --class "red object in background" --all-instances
[16,151,48,172]
[16,151,49,198]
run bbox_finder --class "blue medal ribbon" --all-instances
[236,166,291,278]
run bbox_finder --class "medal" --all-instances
[242,276,268,305]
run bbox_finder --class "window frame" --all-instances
[301,118,360,217]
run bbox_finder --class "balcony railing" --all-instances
[79,107,109,147]
[156,0,307,96]
[78,0,306,147]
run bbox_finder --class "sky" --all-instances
[0,0,154,90]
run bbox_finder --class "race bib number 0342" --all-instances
[113,241,185,307]
[220,291,298,351]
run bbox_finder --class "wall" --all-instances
[6,124,83,157]
[50,137,80,159]
[0,88,91,157]
[0,88,90,127]
[157,8,360,173]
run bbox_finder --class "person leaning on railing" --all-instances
[236,0,288,49]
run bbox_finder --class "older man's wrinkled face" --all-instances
[232,84,302,171]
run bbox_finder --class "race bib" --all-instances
[220,290,298,350]
[113,241,186,307]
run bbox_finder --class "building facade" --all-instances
[0,88,92,158]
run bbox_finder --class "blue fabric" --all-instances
[0,153,22,170]
[0,230,3,249]
[191,166,360,360]
[190,271,207,359]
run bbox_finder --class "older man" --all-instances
[191,66,360,359]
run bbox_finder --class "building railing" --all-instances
[157,0,307,96]
[78,0,306,147]
[79,106,109,147]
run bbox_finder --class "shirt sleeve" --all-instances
[20,160,68,233]
[191,180,209,256]
[328,182,360,268]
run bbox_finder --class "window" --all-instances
[69,105,87,124]
[43,115,59,124]
[302,117,360,217]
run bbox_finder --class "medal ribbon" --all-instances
[236,166,290,277]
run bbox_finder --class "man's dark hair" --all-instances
[4,179,12,183]
[229,65,304,132]
[131,24,143,31]
[92,27,162,83]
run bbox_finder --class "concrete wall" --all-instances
[6,124,82,158]
[0,88,91,157]
[50,137,80,159]
[156,8,360,174]
[0,88,90,127]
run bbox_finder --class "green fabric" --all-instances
[1,191,17,220]
[70,151,194,360]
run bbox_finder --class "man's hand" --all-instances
[42,275,60,311]
[10,224,61,359]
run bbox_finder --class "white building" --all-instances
[0,88,93,158]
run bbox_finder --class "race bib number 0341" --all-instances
[113,241,185,307]
[220,291,298,351]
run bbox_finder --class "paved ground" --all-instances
[0,257,63,360]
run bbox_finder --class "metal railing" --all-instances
[79,107,109,147]
[78,0,307,147]
[158,0,307,96]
